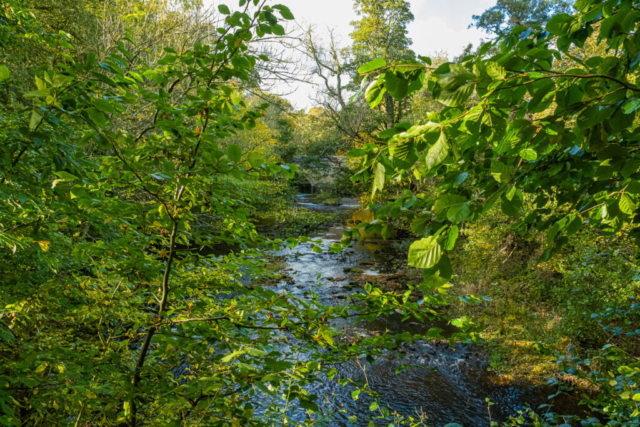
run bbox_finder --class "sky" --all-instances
[272,0,498,109]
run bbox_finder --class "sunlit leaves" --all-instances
[620,194,638,215]
[358,58,386,74]
[365,77,386,108]
[372,162,386,197]
[434,82,475,107]
[0,66,10,81]
[425,132,449,170]
[485,62,505,80]
[490,160,511,183]
[520,149,537,161]
[408,236,442,269]
[389,138,413,161]
[445,225,459,250]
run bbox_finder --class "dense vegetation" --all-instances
[2,0,640,426]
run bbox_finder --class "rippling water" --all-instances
[258,195,587,426]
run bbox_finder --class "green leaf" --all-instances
[30,109,43,131]
[566,216,583,235]
[369,401,379,411]
[365,78,386,108]
[341,231,353,247]
[226,144,242,163]
[248,152,265,169]
[385,70,408,100]
[358,58,387,74]
[434,194,466,213]
[447,202,470,223]
[620,194,637,215]
[55,171,79,181]
[454,172,469,186]
[446,225,459,250]
[623,98,640,114]
[0,65,10,82]
[321,328,334,346]
[218,4,230,14]
[421,255,453,291]
[546,13,580,36]
[486,62,505,80]
[87,108,107,127]
[389,139,413,161]
[520,148,537,161]
[501,188,523,217]
[221,350,244,363]
[93,99,117,114]
[372,162,386,197]
[411,216,429,235]
[24,88,50,99]
[491,160,512,183]
[246,347,267,357]
[408,236,443,269]
[273,5,294,20]
[435,82,475,107]
[425,132,449,170]
[271,24,285,36]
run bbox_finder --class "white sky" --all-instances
[271,0,497,109]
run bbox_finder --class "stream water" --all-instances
[262,194,587,426]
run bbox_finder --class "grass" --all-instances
[258,206,343,238]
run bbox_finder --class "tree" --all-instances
[350,0,416,129]
[471,0,573,36]
[351,0,640,423]
[300,26,375,145]
[0,2,464,426]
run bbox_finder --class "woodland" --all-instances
[1,0,640,426]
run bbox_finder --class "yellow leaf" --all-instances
[104,217,114,224]
[36,241,51,252]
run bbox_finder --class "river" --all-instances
[258,194,587,426]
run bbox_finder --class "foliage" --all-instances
[471,0,573,36]
[350,0,414,65]
[350,0,416,129]
[0,1,477,426]
[349,0,640,423]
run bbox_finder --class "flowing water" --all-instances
[261,194,587,426]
